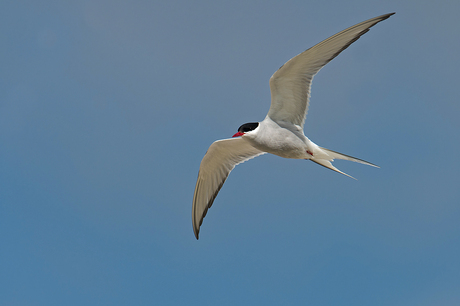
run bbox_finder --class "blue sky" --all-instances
[1,1,459,305]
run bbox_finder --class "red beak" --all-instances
[232,132,244,137]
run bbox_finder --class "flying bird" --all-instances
[192,13,394,239]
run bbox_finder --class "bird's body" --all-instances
[245,117,308,159]
[192,13,395,239]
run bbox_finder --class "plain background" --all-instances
[1,1,459,305]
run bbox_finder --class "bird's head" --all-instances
[232,122,259,137]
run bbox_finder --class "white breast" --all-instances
[243,117,309,159]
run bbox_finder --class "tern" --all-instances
[192,13,394,239]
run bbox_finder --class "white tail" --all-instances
[310,147,379,179]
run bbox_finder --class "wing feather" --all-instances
[192,137,265,239]
[268,13,394,128]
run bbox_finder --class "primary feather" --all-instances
[268,13,394,128]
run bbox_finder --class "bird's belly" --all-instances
[246,133,308,159]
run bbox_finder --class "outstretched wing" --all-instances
[192,137,265,239]
[268,13,394,128]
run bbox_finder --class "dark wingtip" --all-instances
[379,12,395,21]
[192,214,200,240]
[380,12,395,18]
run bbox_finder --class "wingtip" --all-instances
[192,210,200,240]
[380,12,396,19]
[193,223,200,240]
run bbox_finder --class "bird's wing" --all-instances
[192,137,265,239]
[267,13,394,128]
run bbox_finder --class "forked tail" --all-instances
[310,147,379,179]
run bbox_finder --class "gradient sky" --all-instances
[1,1,460,305]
